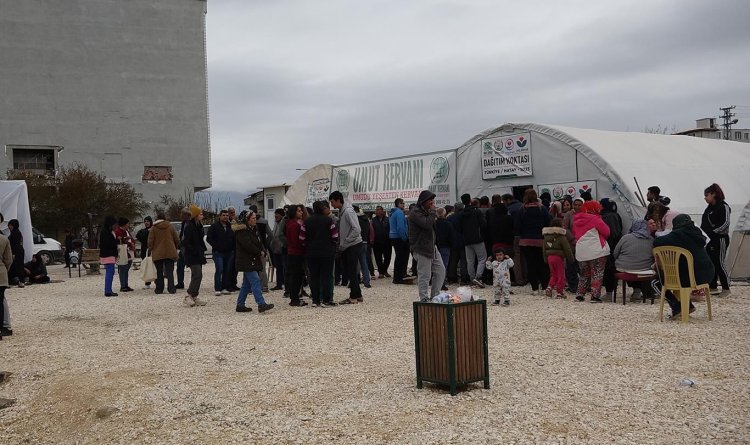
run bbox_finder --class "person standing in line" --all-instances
[542,218,574,299]
[330,191,364,304]
[99,215,119,297]
[371,205,392,278]
[183,204,208,307]
[389,198,409,284]
[6,219,25,287]
[354,206,372,288]
[136,216,153,289]
[408,190,445,302]
[285,204,308,307]
[233,210,275,313]
[206,210,235,296]
[175,207,191,290]
[147,211,180,294]
[434,207,453,291]
[573,201,611,303]
[0,221,12,341]
[502,193,526,286]
[563,197,583,292]
[516,189,552,295]
[701,183,731,297]
[269,208,288,291]
[303,200,339,307]
[114,218,135,292]
[446,203,470,285]
[458,194,487,288]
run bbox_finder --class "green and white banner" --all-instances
[331,151,456,211]
[481,132,532,179]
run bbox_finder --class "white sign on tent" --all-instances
[481,132,533,179]
[538,180,597,200]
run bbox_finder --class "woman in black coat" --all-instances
[7,219,25,287]
[182,205,207,307]
[700,183,731,296]
[99,215,119,296]
[304,200,338,307]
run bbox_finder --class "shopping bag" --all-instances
[141,256,157,282]
[117,244,129,266]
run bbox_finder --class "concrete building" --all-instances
[675,117,749,143]
[0,0,211,207]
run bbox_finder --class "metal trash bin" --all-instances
[413,300,489,396]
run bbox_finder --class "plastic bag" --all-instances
[140,256,157,282]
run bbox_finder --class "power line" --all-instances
[720,105,738,140]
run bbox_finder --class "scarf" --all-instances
[630,219,651,239]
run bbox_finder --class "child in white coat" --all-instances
[486,247,515,306]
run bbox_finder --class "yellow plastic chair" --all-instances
[652,246,713,323]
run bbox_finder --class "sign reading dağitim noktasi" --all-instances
[331,151,456,211]
[481,132,533,179]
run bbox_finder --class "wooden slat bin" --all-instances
[413,300,489,396]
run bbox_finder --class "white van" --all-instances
[32,227,64,265]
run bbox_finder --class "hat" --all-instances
[573,197,584,204]
[189,204,202,219]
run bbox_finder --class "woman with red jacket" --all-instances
[284,204,308,307]
[573,201,611,303]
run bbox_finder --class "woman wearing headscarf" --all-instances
[7,219,25,287]
[99,215,119,297]
[653,214,714,319]
[0,213,13,340]
[700,183,731,297]
[183,204,208,307]
[136,216,153,289]
[573,201,611,303]
[284,204,308,307]
[613,219,655,300]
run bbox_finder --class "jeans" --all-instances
[308,256,334,304]
[464,242,486,280]
[117,261,131,289]
[342,243,363,299]
[0,288,6,333]
[176,249,185,287]
[187,264,202,297]
[272,252,285,288]
[104,263,115,294]
[391,238,410,282]
[414,246,446,301]
[212,251,232,292]
[154,258,176,293]
[358,245,371,286]
[372,242,392,275]
[227,250,238,290]
[2,293,10,328]
[236,271,267,308]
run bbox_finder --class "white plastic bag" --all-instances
[140,256,157,282]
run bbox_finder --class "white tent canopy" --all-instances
[0,180,34,262]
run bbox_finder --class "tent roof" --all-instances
[472,123,750,224]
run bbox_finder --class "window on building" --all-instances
[745,133,749,140]
[267,194,275,211]
[11,146,58,176]
[735,131,742,140]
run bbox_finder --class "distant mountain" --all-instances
[194,189,252,212]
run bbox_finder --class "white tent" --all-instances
[0,180,34,262]
[456,123,750,232]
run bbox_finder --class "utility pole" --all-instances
[720,105,738,140]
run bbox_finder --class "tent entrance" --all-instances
[512,185,533,202]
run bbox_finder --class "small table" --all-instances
[613,272,655,305]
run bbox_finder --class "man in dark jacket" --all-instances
[206,210,235,296]
[502,193,526,285]
[409,190,445,301]
[458,194,486,288]
[371,205,391,278]
[446,203,470,284]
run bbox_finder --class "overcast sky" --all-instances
[205,0,750,195]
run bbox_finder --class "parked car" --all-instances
[32,227,64,265]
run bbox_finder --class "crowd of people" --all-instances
[0,182,733,340]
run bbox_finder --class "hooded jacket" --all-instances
[573,212,611,262]
[233,222,265,272]
[408,191,437,257]
[147,220,179,261]
[458,204,485,245]
[337,201,362,251]
[701,201,731,241]
[654,215,713,286]
[488,204,514,246]
[542,227,574,263]
[389,207,408,241]
[183,219,207,266]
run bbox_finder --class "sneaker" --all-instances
[258,303,274,313]
[193,297,207,306]
[471,278,485,288]
[104,292,118,297]
[175,284,185,289]
[143,284,151,290]
[383,272,392,278]
[214,291,222,296]
[364,283,372,288]
[492,300,501,306]
[590,297,603,303]
[184,295,196,307]
[0,327,12,336]
[544,287,553,298]
[575,295,585,302]
[120,287,134,292]
[289,300,308,307]
[709,288,721,295]
[221,289,232,295]
[718,289,732,298]
[502,300,510,306]
[311,303,323,308]
[322,301,338,307]
[236,306,253,313]
[17,282,25,288]
[270,286,283,291]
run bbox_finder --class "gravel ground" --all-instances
[1,263,749,444]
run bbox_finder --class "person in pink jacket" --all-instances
[573,201,611,303]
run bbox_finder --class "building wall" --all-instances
[0,0,211,207]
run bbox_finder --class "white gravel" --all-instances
[1,263,749,444]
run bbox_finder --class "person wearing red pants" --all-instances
[542,218,574,298]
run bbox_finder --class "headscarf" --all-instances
[581,201,602,215]
[629,219,651,239]
[600,198,617,213]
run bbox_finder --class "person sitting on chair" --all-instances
[24,254,50,284]
[652,214,713,320]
